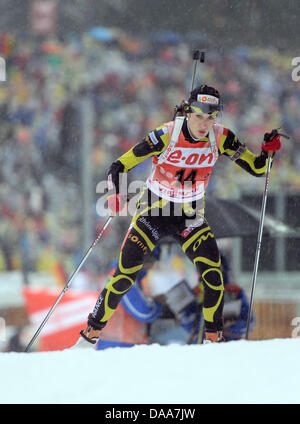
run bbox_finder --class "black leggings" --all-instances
[90,188,224,332]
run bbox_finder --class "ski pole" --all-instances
[190,50,205,92]
[25,215,113,352]
[173,49,205,119]
[245,129,289,339]
[245,153,272,340]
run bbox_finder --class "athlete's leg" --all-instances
[85,188,169,334]
[174,222,224,333]
[89,218,160,328]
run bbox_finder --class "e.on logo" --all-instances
[197,94,219,104]
[166,147,216,168]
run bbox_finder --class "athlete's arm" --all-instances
[108,125,170,192]
[218,127,273,177]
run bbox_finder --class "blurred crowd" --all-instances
[0,29,299,280]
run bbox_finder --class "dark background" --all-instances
[1,0,299,51]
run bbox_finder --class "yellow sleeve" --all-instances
[118,124,170,172]
[219,127,272,177]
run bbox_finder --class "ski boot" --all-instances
[203,330,225,344]
[71,314,106,349]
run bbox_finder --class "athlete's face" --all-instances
[187,113,216,138]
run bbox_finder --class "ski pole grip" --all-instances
[192,50,200,61]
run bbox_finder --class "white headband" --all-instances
[196,94,219,105]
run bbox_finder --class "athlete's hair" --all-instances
[174,84,221,118]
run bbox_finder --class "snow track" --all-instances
[1,338,300,404]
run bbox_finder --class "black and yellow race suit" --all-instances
[90,118,271,333]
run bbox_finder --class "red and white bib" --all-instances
[146,120,224,202]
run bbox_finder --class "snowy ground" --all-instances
[1,338,300,405]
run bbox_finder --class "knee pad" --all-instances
[202,268,224,290]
